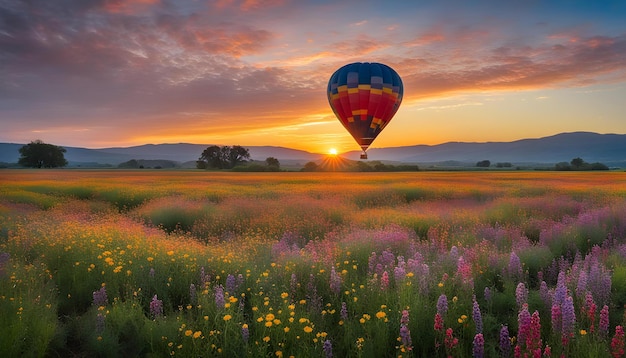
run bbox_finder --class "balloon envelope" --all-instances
[327,62,403,155]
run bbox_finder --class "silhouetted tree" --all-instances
[571,157,584,169]
[18,140,68,168]
[198,145,250,169]
[476,160,491,168]
[265,157,280,171]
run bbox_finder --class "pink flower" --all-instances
[434,312,444,332]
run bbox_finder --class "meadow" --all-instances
[1,169,626,357]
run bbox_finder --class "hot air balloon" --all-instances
[327,62,403,159]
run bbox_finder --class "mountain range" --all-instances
[1,132,625,168]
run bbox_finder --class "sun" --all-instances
[328,148,338,155]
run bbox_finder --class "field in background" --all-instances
[1,170,626,357]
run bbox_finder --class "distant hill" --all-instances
[344,132,626,166]
[1,132,625,167]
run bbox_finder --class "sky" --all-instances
[1,0,626,154]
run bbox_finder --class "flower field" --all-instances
[1,169,626,357]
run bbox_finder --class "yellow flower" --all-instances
[229,296,238,303]
[193,331,202,339]
[275,351,283,357]
[376,311,387,319]
[303,326,313,333]
[263,336,271,342]
[284,327,290,333]
[580,329,587,336]
[242,324,248,329]
[438,282,444,287]
[166,251,174,256]
[223,314,232,321]
[265,321,273,328]
[359,318,366,324]
[281,292,289,299]
[265,313,275,321]
[184,330,193,337]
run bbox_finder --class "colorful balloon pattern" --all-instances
[327,62,403,158]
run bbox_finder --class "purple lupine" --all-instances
[600,305,610,337]
[437,294,448,316]
[509,252,522,281]
[226,274,236,293]
[214,285,225,309]
[189,283,197,305]
[473,333,484,358]
[499,325,511,357]
[323,339,333,358]
[472,297,483,334]
[484,286,492,303]
[400,324,413,351]
[330,266,342,295]
[93,286,108,307]
[561,295,576,344]
[394,265,406,284]
[515,282,528,308]
[200,266,210,288]
[150,294,163,318]
[340,302,348,321]
[553,271,567,307]
[517,304,531,348]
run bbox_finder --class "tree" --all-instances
[265,157,280,171]
[476,160,491,168]
[197,145,250,169]
[571,157,585,169]
[18,140,68,168]
[301,161,319,172]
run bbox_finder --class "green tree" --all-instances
[476,160,491,168]
[18,140,68,168]
[571,157,585,169]
[265,157,280,171]
[198,145,250,169]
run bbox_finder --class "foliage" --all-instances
[197,145,250,169]
[18,140,68,168]
[476,160,491,168]
[1,171,626,357]
[555,157,609,171]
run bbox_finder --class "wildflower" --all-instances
[93,286,108,307]
[551,304,561,338]
[304,326,313,333]
[434,312,444,332]
[263,336,270,343]
[437,294,448,316]
[185,329,193,337]
[499,325,511,357]
[527,310,542,352]
[375,311,386,319]
[444,328,459,352]
[561,296,576,344]
[215,285,225,309]
[508,252,522,281]
[399,312,412,352]
[323,339,333,358]
[340,302,348,321]
[515,282,528,308]
[150,295,163,318]
[484,286,492,303]
[95,313,105,333]
[611,325,624,358]
[473,333,484,358]
[600,305,610,337]
[193,331,202,339]
[380,271,390,290]
[580,329,587,336]
[223,314,232,321]
[472,297,483,334]
[517,304,531,348]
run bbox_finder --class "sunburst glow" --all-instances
[328,148,338,155]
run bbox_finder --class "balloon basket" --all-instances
[360,153,368,160]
